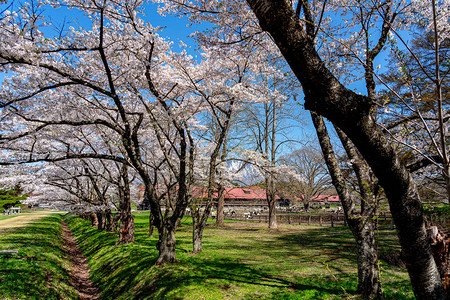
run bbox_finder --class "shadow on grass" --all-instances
[272,226,413,299]
[67,214,413,299]
[83,244,349,300]
[67,216,354,299]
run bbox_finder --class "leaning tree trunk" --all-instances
[191,190,216,253]
[192,100,234,252]
[246,1,445,298]
[335,125,381,297]
[312,112,380,298]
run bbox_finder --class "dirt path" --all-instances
[61,220,100,300]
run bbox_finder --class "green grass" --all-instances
[0,214,19,221]
[67,212,414,300]
[0,214,78,299]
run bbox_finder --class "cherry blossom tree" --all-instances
[244,0,447,298]
[0,0,201,264]
[154,0,449,296]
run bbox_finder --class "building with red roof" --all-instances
[137,185,339,210]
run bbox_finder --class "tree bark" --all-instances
[267,184,278,229]
[105,209,113,232]
[312,112,380,298]
[354,220,380,297]
[155,225,176,265]
[90,212,98,227]
[149,210,154,238]
[116,164,135,245]
[110,213,119,233]
[246,0,445,297]
[216,133,229,227]
[117,213,135,245]
[96,211,106,231]
[215,186,226,226]
[265,100,278,229]
[192,211,203,253]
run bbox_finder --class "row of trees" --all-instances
[241,0,449,299]
[158,0,449,298]
[0,0,306,262]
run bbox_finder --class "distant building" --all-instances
[137,186,281,210]
[304,195,340,207]
[137,185,340,210]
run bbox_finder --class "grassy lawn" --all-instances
[0,214,18,222]
[0,214,78,299]
[67,212,414,300]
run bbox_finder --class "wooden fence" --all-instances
[225,213,395,228]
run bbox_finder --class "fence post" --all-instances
[331,215,334,227]
[308,215,311,225]
[320,216,322,226]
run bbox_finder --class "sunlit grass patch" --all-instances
[0,214,77,299]
[67,212,414,299]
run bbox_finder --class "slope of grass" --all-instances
[0,214,78,299]
[67,212,414,299]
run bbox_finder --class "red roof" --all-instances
[139,185,281,201]
[296,195,340,202]
[190,186,279,200]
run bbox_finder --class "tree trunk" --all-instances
[312,112,380,298]
[90,212,98,227]
[117,213,135,245]
[216,186,225,226]
[149,210,154,238]
[155,226,176,265]
[110,213,119,233]
[303,199,310,212]
[105,209,114,232]
[191,100,234,252]
[354,220,380,297]
[268,190,277,229]
[116,164,135,244]
[192,213,203,253]
[97,211,106,231]
[246,1,446,297]
[444,169,450,205]
[264,100,278,230]
[191,198,215,253]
